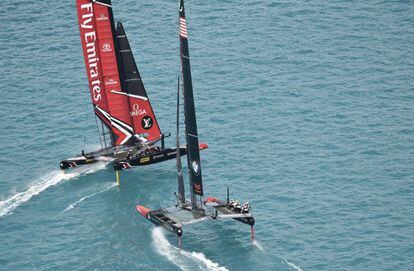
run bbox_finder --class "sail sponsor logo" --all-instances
[131,104,147,116]
[105,79,118,86]
[140,157,150,163]
[97,13,108,21]
[192,161,200,175]
[153,154,164,159]
[80,3,102,102]
[80,3,94,29]
[141,116,153,130]
[194,183,202,193]
[102,43,112,52]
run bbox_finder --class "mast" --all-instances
[179,0,204,210]
[114,22,162,141]
[176,77,185,204]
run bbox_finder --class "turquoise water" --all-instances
[1,1,413,270]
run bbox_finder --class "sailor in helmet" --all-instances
[234,201,242,212]
[228,199,236,209]
[242,202,250,213]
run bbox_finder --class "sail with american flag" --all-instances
[179,16,188,38]
[134,0,255,248]
[179,0,204,204]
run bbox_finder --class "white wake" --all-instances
[151,228,229,271]
[0,162,108,218]
[285,259,304,271]
[62,183,116,213]
[252,239,266,251]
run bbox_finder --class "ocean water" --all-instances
[0,0,413,270]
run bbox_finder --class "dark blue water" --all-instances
[1,1,413,270]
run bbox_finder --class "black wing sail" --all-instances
[115,22,162,141]
[115,22,147,99]
[179,0,204,209]
[176,77,185,204]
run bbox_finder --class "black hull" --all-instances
[60,143,207,170]
[113,147,187,171]
[207,197,255,226]
[136,205,184,236]
[60,146,186,170]
[60,157,103,169]
[136,197,255,240]
[60,144,127,170]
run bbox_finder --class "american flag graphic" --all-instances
[179,17,188,38]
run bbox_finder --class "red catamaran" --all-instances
[60,0,207,175]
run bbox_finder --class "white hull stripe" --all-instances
[110,90,148,101]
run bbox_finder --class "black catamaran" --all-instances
[136,0,255,247]
[60,0,207,176]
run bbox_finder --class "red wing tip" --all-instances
[136,205,151,217]
[199,143,208,150]
[206,197,219,203]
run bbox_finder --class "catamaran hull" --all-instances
[113,143,208,171]
[136,205,183,237]
[113,147,187,170]
[60,143,208,170]
[136,197,255,239]
[60,147,183,170]
[206,197,255,226]
[60,157,106,169]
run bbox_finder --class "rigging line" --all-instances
[95,114,104,149]
[83,92,94,147]
[89,88,104,148]
[83,97,90,145]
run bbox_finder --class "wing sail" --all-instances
[76,0,134,145]
[179,0,204,205]
[115,22,162,141]
[176,77,185,204]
